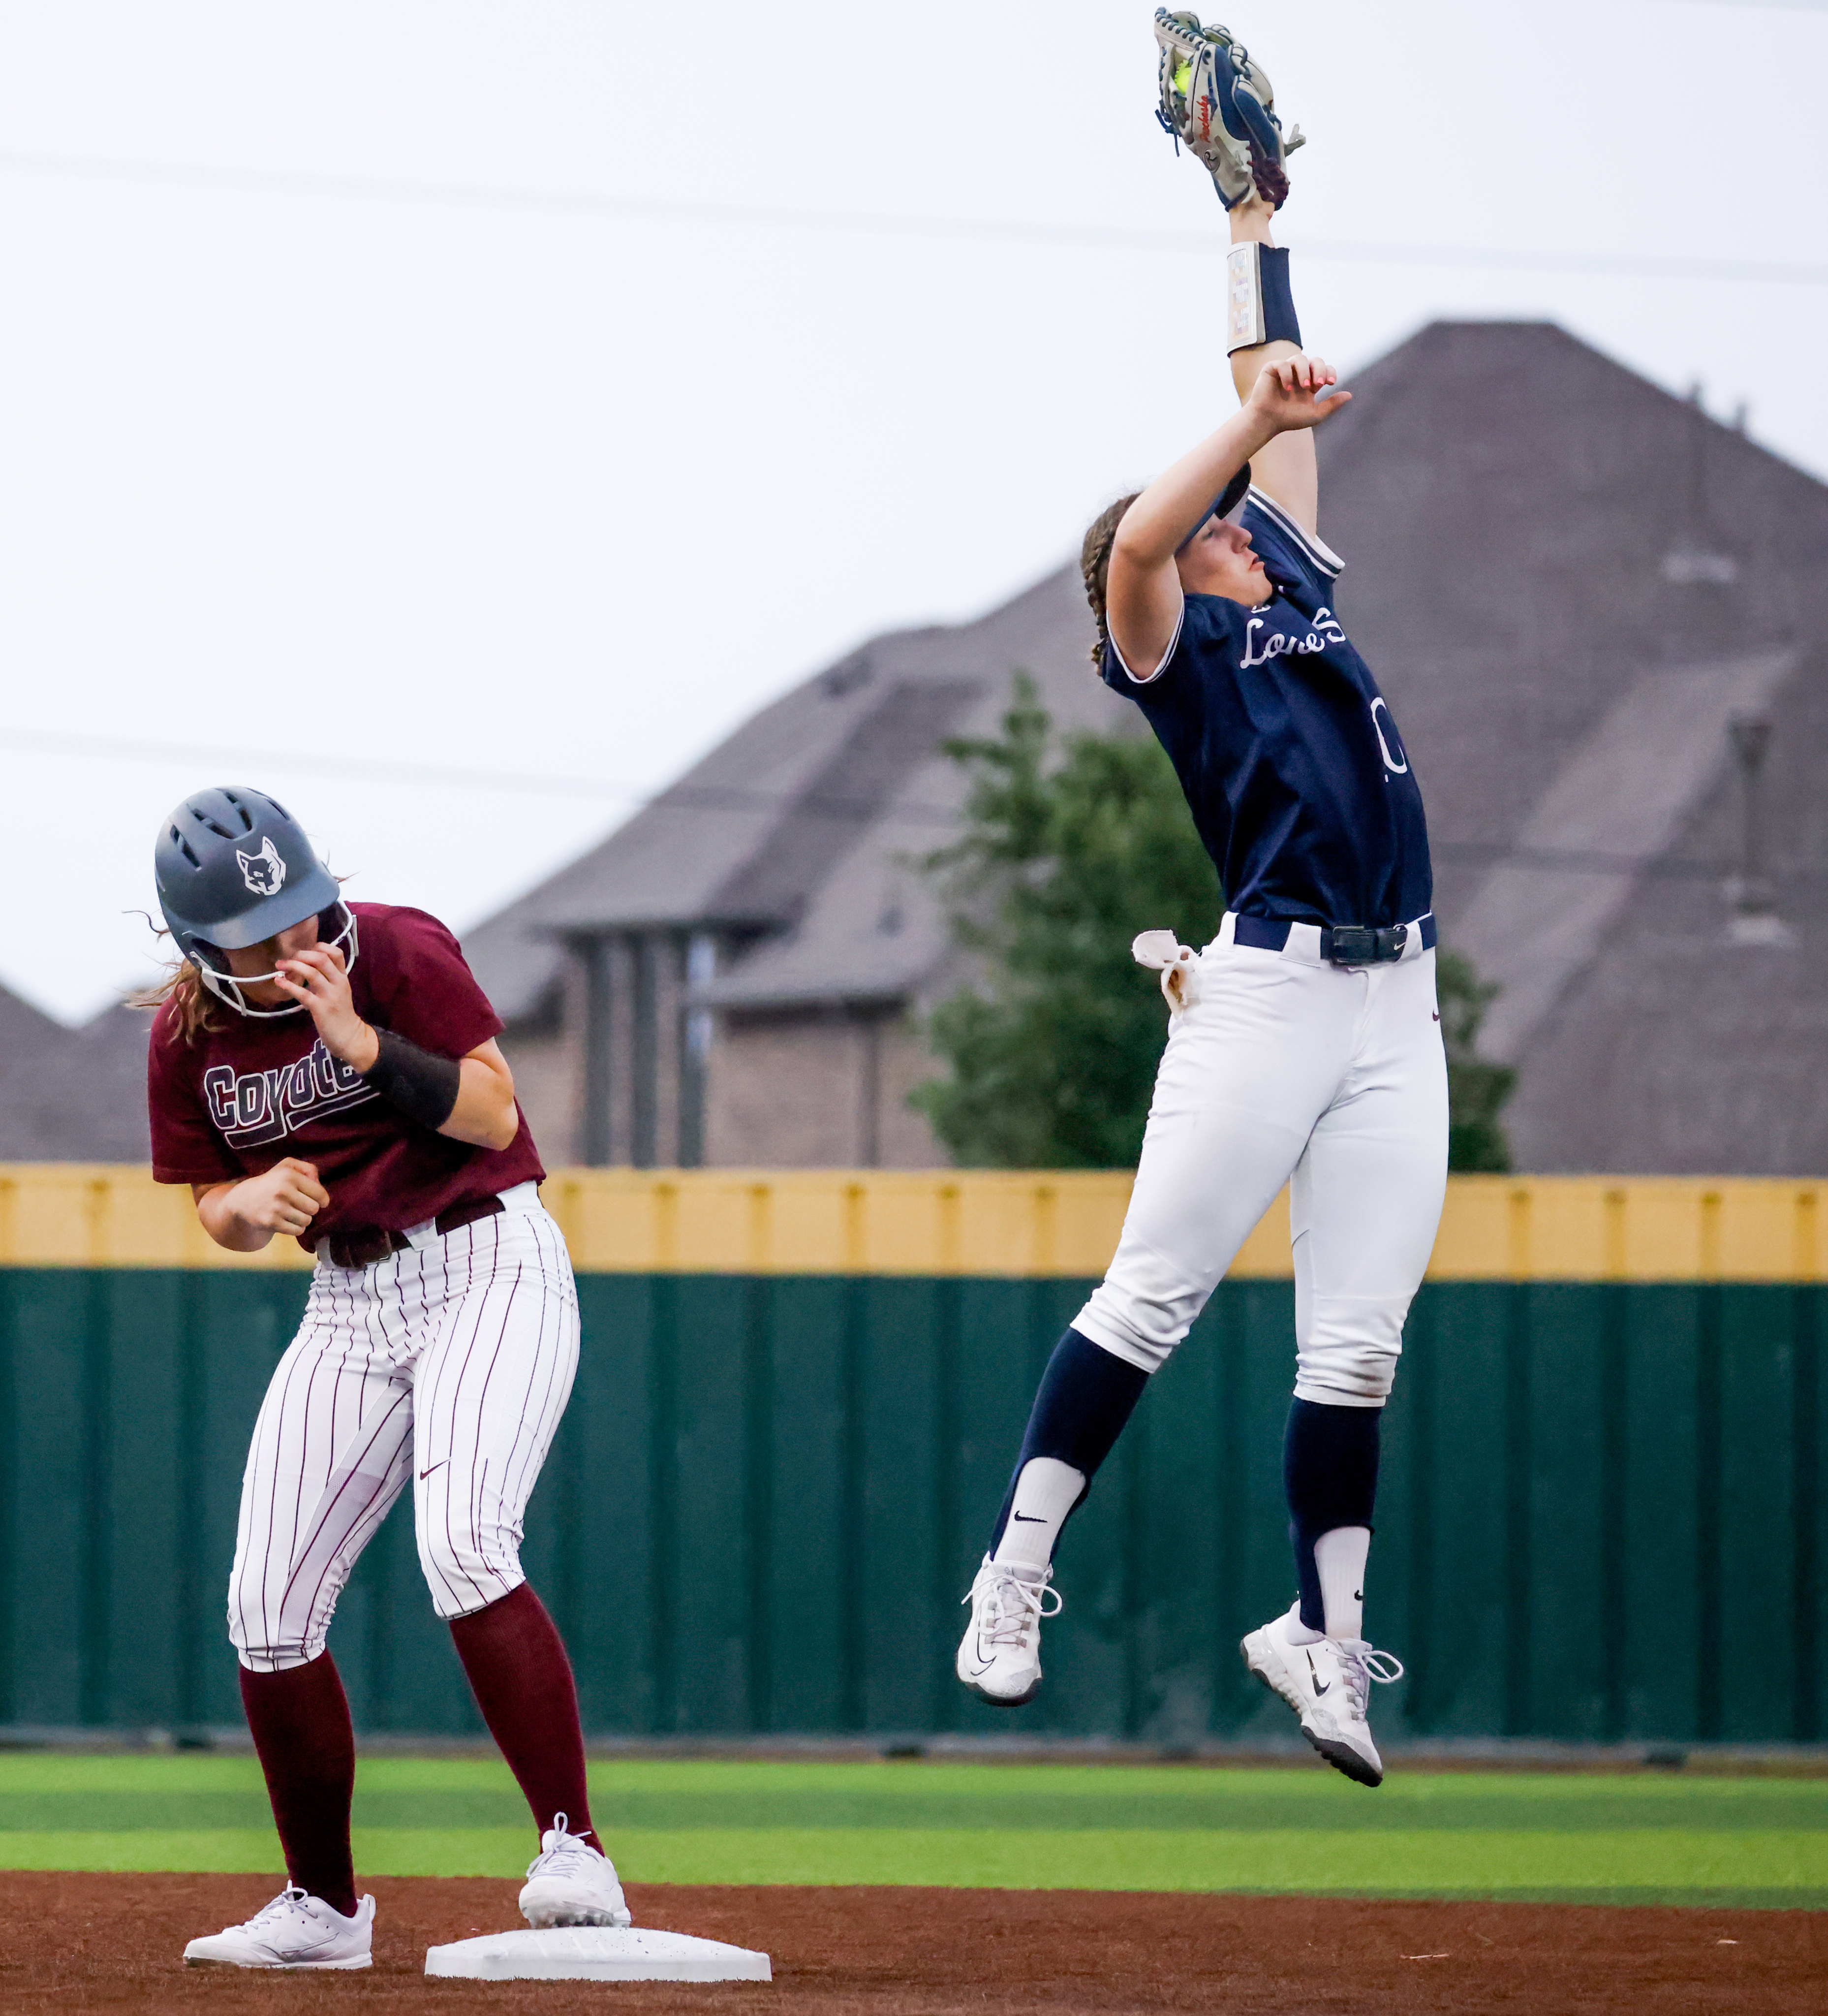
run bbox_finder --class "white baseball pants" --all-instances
[228,1183,581,1672]
[1075,916,1448,1405]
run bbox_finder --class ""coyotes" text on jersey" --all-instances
[203,1039,379,1150]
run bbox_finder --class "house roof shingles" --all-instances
[463,567,1135,1024]
[0,991,150,1162]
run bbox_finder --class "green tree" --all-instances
[913,676,1218,1168]
[915,677,1516,1171]
[1435,949,1516,1172]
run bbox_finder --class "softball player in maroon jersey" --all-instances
[146,787,624,1971]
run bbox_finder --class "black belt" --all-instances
[325,1194,504,1271]
[1233,912,1437,965]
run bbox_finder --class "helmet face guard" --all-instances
[193,901,361,1019]
[155,786,353,1018]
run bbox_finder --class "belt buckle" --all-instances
[1325,923,1407,965]
[330,1227,405,1269]
[1374,924,1409,961]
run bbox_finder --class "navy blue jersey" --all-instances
[1101,488,1432,929]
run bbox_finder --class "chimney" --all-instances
[1661,384,1740,589]
[1724,718,1794,948]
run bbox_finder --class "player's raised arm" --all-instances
[1099,15,1345,678]
[1152,10,1332,536]
[1104,405,1270,675]
[1106,353,1347,675]
[1226,192,1322,533]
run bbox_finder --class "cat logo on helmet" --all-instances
[236,836,288,898]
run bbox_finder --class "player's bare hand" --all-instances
[234,1158,329,1238]
[275,943,380,1073]
[1245,353,1350,435]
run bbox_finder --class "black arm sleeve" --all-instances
[360,1027,462,1132]
[1259,245,1301,349]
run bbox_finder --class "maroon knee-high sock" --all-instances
[448,1582,594,1841]
[238,1653,359,1918]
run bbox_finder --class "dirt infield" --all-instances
[0,1873,1819,2015]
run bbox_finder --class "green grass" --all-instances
[2,1755,1824,1906]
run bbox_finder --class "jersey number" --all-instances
[1370,698,1409,776]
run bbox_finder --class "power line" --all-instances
[0,148,1821,289]
[4,722,1824,887]
[2,725,699,809]
[0,723,964,829]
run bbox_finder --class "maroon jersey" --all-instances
[148,902,544,1252]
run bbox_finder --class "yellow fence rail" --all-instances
[0,1165,1824,1281]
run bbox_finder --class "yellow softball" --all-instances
[1173,59,1194,96]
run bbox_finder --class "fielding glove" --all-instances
[1153,11,1305,210]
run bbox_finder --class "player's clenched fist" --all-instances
[244,1157,330,1234]
[198,1158,329,1249]
[274,943,382,1075]
[1244,352,1350,435]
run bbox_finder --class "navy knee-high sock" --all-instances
[988,1328,1149,1554]
[1283,1398,1381,1632]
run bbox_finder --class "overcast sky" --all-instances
[2,0,1824,1023]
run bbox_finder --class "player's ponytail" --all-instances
[130,947,225,1043]
[1080,493,1140,668]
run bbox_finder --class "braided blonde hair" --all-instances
[1080,493,1141,667]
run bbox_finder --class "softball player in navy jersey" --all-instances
[957,16,1442,1786]
[145,788,627,1969]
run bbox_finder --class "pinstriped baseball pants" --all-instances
[227,1191,580,1672]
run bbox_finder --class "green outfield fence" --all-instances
[0,1167,1823,1746]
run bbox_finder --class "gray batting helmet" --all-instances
[154,787,354,1016]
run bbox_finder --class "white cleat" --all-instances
[519,1815,633,1928]
[956,1555,1062,1707]
[1241,1603,1405,1787]
[183,1886,374,1969]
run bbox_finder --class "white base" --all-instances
[424,1926,773,1983]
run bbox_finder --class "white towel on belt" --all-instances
[1132,929,1200,1011]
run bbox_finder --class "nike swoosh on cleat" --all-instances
[1011,1512,1047,1523]
[1313,1679,1330,1695]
